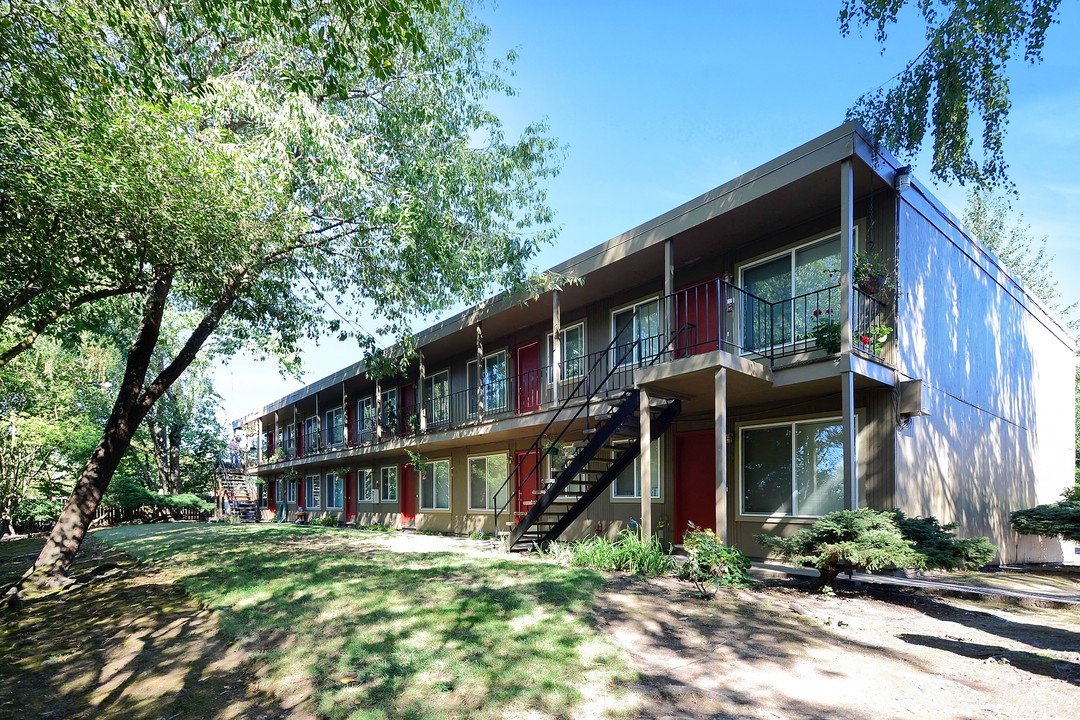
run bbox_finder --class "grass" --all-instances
[94,523,634,719]
[541,528,676,576]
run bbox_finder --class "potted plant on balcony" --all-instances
[810,308,841,354]
[858,322,893,356]
[853,252,895,296]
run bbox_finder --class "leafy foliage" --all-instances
[315,514,341,528]
[676,522,752,597]
[1010,499,1080,542]
[102,475,212,514]
[840,0,1063,189]
[756,508,923,590]
[10,498,63,529]
[888,510,997,570]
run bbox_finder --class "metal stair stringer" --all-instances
[507,389,640,547]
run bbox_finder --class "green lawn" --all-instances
[97,524,633,719]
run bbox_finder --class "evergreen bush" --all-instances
[888,510,996,569]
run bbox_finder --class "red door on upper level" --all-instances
[674,430,716,544]
[400,464,416,527]
[674,278,721,357]
[515,340,541,413]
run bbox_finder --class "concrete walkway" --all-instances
[752,562,1080,606]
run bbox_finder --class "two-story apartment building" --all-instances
[234,122,1076,563]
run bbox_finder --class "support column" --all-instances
[841,370,857,509]
[292,405,298,457]
[342,382,348,447]
[639,389,652,539]
[664,238,674,356]
[418,349,427,433]
[840,158,855,353]
[476,325,484,420]
[552,290,561,404]
[273,411,279,462]
[315,393,320,452]
[714,369,728,543]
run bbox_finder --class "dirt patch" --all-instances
[594,572,1080,720]
[0,536,308,720]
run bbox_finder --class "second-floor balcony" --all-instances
[248,275,890,467]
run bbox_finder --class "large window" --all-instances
[304,474,321,510]
[380,466,398,502]
[325,472,344,509]
[548,322,586,382]
[467,350,508,415]
[611,438,662,499]
[421,459,451,510]
[357,396,375,444]
[739,234,842,350]
[468,454,508,511]
[357,468,375,503]
[303,416,319,453]
[612,299,662,367]
[740,417,846,517]
[423,370,450,428]
[324,408,343,448]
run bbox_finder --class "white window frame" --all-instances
[324,407,343,448]
[303,415,319,452]
[610,437,663,500]
[423,369,451,428]
[420,458,451,511]
[467,349,509,415]
[611,296,662,367]
[737,414,855,519]
[286,479,297,504]
[468,452,509,512]
[325,472,344,510]
[547,321,587,383]
[356,396,375,444]
[380,465,399,502]
[357,468,376,503]
[304,473,321,510]
[380,387,399,434]
[282,424,296,456]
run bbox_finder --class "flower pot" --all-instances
[857,276,888,295]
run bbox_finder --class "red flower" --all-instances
[825,308,833,315]
[860,335,871,345]
[812,309,822,317]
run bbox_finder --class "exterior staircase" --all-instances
[217,455,261,523]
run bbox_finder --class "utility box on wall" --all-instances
[899,379,929,417]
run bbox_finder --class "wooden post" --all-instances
[715,368,728,542]
[476,325,484,420]
[842,370,857,509]
[664,238,674,357]
[418,349,427,433]
[639,388,652,539]
[840,158,854,353]
[552,290,562,404]
[375,380,382,442]
[342,382,348,447]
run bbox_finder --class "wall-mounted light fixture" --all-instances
[895,166,912,193]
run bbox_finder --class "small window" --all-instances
[303,416,320,453]
[421,459,451,510]
[467,350,508,415]
[548,322,586,382]
[423,370,451,428]
[380,466,399,502]
[357,468,375,503]
[356,397,375,444]
[286,480,297,504]
[305,474,321,510]
[325,473,344,509]
[611,438,662,499]
[468,454,509,511]
[380,388,398,436]
[612,299,662,367]
[324,408,343,448]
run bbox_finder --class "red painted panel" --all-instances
[345,471,356,521]
[267,481,276,513]
[515,340,541,413]
[297,479,305,510]
[674,430,716,543]
[674,279,721,357]
[400,464,416,526]
[514,450,542,517]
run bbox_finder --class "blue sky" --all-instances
[215,1,1080,423]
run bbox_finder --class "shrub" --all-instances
[756,508,922,591]
[888,510,996,569]
[316,514,341,528]
[10,497,64,529]
[1010,499,1080,542]
[677,522,751,597]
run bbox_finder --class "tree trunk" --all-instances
[168,425,182,494]
[146,412,170,493]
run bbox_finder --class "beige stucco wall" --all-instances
[894,191,1076,563]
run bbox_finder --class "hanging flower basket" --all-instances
[853,252,895,296]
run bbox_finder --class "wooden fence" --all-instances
[12,505,211,536]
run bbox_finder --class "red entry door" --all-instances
[267,481,276,513]
[515,340,541,413]
[400,464,416,527]
[345,471,356,521]
[674,430,717,544]
[674,279,721,357]
[400,383,416,436]
[514,450,542,517]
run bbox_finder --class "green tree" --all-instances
[841,0,1062,189]
[5,0,560,596]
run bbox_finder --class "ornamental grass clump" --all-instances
[542,527,675,577]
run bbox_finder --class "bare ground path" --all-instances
[2,527,1078,719]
